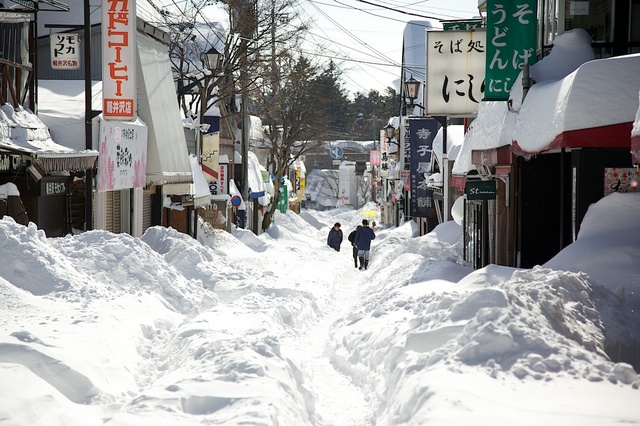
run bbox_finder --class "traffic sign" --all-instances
[329,146,343,159]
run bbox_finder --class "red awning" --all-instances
[512,122,632,157]
[512,54,640,157]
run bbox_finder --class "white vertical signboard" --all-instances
[97,120,148,190]
[425,30,486,115]
[50,34,81,70]
[379,129,389,177]
[102,0,137,120]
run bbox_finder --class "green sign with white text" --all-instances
[443,20,483,31]
[485,0,537,100]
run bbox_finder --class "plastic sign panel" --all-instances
[465,180,497,200]
[50,34,80,70]
[208,163,228,196]
[370,150,380,167]
[97,119,148,190]
[102,0,137,120]
[485,0,537,100]
[426,30,486,115]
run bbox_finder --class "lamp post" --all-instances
[199,47,222,160]
[403,75,421,112]
[192,47,222,239]
[384,123,395,143]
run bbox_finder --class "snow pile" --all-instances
[0,193,639,425]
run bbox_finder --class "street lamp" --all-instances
[199,47,223,159]
[384,123,395,142]
[403,75,422,110]
[203,47,223,74]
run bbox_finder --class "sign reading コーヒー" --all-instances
[102,0,137,120]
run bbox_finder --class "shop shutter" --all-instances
[38,196,66,237]
[142,192,153,232]
[105,191,122,233]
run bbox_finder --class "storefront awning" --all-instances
[512,54,640,157]
[137,33,192,193]
[0,104,97,173]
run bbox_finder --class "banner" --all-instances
[485,0,537,100]
[98,119,147,190]
[409,118,440,218]
[201,132,220,181]
[102,0,137,120]
[426,30,486,115]
[402,117,410,171]
[379,130,389,177]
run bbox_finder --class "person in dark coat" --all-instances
[355,219,376,270]
[347,225,361,268]
[327,222,343,251]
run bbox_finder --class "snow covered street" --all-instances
[1,195,640,425]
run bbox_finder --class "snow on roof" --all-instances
[0,103,97,172]
[432,125,465,172]
[452,101,516,175]
[512,53,640,156]
[509,29,596,111]
[189,155,211,208]
[37,80,103,152]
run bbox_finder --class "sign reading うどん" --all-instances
[102,0,137,121]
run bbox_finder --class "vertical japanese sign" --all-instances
[50,34,80,70]
[409,118,440,218]
[485,0,537,100]
[402,117,410,171]
[97,120,147,190]
[426,30,486,115]
[379,130,389,177]
[102,0,137,120]
[218,163,228,195]
[201,133,220,181]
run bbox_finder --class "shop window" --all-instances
[632,0,640,42]
[564,0,612,42]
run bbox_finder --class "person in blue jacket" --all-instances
[327,222,343,251]
[354,219,376,270]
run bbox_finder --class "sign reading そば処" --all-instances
[426,30,486,115]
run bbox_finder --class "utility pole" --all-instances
[84,0,93,230]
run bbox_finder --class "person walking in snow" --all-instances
[355,219,376,270]
[327,222,343,252]
[347,225,361,268]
